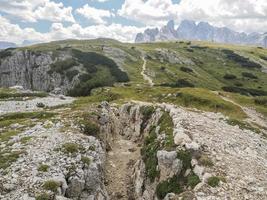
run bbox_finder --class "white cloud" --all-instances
[118,0,267,33]
[0,15,144,44]
[0,0,75,23]
[0,15,46,44]
[48,23,144,42]
[76,4,113,24]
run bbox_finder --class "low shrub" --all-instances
[187,173,201,188]
[207,176,221,187]
[156,176,182,199]
[222,86,267,96]
[38,164,49,172]
[222,49,262,69]
[35,193,51,200]
[81,156,91,166]
[190,46,208,50]
[36,102,46,108]
[158,112,175,150]
[199,155,214,167]
[177,150,192,170]
[223,74,237,80]
[259,55,267,61]
[140,106,155,132]
[242,72,258,79]
[79,120,100,136]
[254,97,267,106]
[62,143,83,154]
[226,118,260,133]
[49,59,77,74]
[66,70,79,81]
[160,66,166,71]
[161,79,194,88]
[141,126,160,182]
[180,67,193,73]
[186,48,194,52]
[43,180,60,192]
[0,50,12,59]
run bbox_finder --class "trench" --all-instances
[105,133,141,200]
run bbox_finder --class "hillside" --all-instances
[0,39,267,200]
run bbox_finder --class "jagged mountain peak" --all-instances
[135,20,267,48]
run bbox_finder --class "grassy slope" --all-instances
[14,39,267,119]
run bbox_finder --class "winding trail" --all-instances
[219,94,267,130]
[141,56,154,86]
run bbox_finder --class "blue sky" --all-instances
[0,0,266,44]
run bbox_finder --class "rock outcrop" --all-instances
[0,50,76,94]
[100,101,267,200]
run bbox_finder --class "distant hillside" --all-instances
[0,41,17,49]
[0,38,266,97]
[136,20,267,48]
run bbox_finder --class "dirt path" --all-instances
[219,94,267,129]
[141,56,154,86]
[105,134,140,200]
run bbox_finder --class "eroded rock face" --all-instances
[101,102,267,200]
[157,151,182,182]
[0,50,77,94]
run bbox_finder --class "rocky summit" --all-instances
[135,20,267,48]
[0,38,267,200]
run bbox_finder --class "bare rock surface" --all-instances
[0,95,74,115]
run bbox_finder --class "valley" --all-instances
[0,39,266,200]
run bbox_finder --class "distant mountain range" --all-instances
[135,20,267,48]
[0,41,17,49]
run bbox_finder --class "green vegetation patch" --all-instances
[81,156,91,166]
[222,86,267,96]
[223,74,237,80]
[0,91,47,100]
[242,72,258,79]
[0,111,56,122]
[35,193,51,200]
[187,173,201,188]
[177,150,192,170]
[226,118,260,133]
[0,49,13,59]
[43,180,60,192]
[140,106,155,132]
[20,136,33,144]
[222,49,262,69]
[38,164,50,172]
[0,150,22,169]
[180,67,193,73]
[199,155,214,167]
[207,176,225,187]
[0,130,19,142]
[158,112,175,150]
[79,120,99,137]
[68,49,129,97]
[48,58,78,74]
[62,143,85,154]
[141,126,160,182]
[254,97,267,106]
[156,176,182,199]
[161,79,195,88]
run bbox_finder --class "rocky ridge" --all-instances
[0,90,266,200]
[100,101,267,199]
[136,20,267,48]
